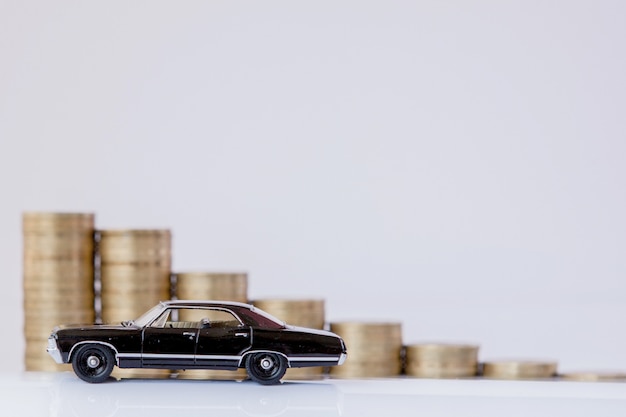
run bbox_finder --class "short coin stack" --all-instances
[99,229,172,379]
[23,212,95,371]
[404,344,479,378]
[482,360,558,380]
[560,372,626,382]
[329,322,402,378]
[174,272,248,380]
[252,299,325,380]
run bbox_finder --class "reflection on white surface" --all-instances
[1,372,626,417]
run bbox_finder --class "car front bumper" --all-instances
[47,336,63,364]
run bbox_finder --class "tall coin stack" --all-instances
[329,322,403,378]
[252,299,325,380]
[99,229,172,379]
[405,344,479,378]
[23,212,95,371]
[175,272,248,380]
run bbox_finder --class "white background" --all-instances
[1,1,625,373]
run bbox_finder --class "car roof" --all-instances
[159,300,254,310]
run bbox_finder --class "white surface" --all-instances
[2,1,626,371]
[1,372,625,417]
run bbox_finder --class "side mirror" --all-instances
[200,318,211,328]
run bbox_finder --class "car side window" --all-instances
[149,308,243,329]
[179,308,243,329]
[149,309,171,328]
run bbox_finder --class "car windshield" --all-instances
[130,304,166,328]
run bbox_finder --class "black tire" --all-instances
[71,344,115,383]
[245,352,287,385]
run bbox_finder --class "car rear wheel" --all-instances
[72,344,115,383]
[245,352,287,385]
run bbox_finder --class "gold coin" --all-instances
[23,258,94,275]
[252,299,324,329]
[482,361,558,380]
[25,307,93,319]
[101,307,158,323]
[101,294,167,305]
[283,367,325,380]
[23,212,94,234]
[111,368,171,380]
[101,278,171,291]
[175,369,248,381]
[176,272,248,302]
[560,372,626,382]
[23,234,94,259]
[102,263,171,277]
[405,343,479,378]
[99,229,171,264]
[329,322,403,378]
[24,356,69,372]
[330,322,402,338]
[24,296,94,310]
[23,278,94,290]
[99,229,171,238]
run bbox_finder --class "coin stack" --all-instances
[252,299,325,380]
[482,360,558,380]
[560,372,626,382]
[174,272,248,380]
[329,322,402,378]
[99,229,172,379]
[405,343,479,378]
[23,212,96,371]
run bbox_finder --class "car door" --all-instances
[142,307,199,367]
[195,308,252,369]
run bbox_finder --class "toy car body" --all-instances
[47,300,347,385]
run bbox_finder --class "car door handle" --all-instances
[235,332,249,337]
[182,332,196,338]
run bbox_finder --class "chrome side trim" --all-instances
[116,353,141,359]
[141,353,243,360]
[288,356,341,362]
[117,353,243,361]
[107,351,340,365]
[68,341,120,364]
[197,354,242,361]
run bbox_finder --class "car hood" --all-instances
[54,323,130,333]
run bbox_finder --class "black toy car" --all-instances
[47,300,347,385]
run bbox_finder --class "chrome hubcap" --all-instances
[87,355,101,368]
[260,357,274,370]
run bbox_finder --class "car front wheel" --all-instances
[72,344,115,383]
[245,352,287,385]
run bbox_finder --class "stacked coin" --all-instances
[482,360,558,380]
[405,343,479,378]
[329,322,402,378]
[176,272,247,303]
[174,272,248,380]
[560,372,626,382]
[23,212,96,371]
[253,299,325,380]
[99,229,172,379]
